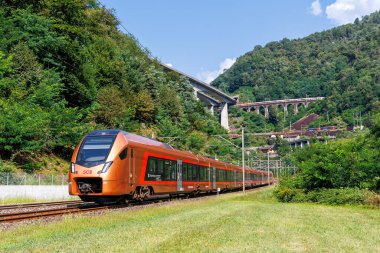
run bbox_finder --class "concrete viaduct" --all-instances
[162,64,237,130]
[237,97,324,117]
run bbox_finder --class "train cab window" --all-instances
[76,135,116,167]
[119,148,128,160]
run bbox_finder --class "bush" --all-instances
[274,186,379,206]
[273,186,304,202]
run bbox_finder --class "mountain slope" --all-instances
[0,0,233,172]
[212,12,380,125]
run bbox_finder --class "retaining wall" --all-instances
[0,185,71,200]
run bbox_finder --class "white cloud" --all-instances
[326,0,380,24]
[197,58,236,84]
[311,0,322,16]
[165,63,173,67]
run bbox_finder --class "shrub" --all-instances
[273,185,304,202]
[274,186,379,206]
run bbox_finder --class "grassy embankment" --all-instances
[1,188,379,252]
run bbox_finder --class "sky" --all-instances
[99,0,380,83]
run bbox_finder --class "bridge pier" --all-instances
[255,107,260,115]
[209,105,214,115]
[294,103,298,114]
[283,104,288,115]
[221,102,229,131]
[264,106,269,118]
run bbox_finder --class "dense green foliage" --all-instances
[213,12,380,128]
[292,112,380,191]
[274,112,380,205]
[274,186,377,206]
[0,0,231,171]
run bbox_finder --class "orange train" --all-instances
[69,130,274,203]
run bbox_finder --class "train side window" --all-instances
[199,166,203,181]
[200,166,206,182]
[190,164,194,181]
[119,148,128,160]
[189,164,194,181]
[145,157,156,180]
[156,159,164,177]
[182,163,188,181]
[170,160,176,180]
[131,149,134,158]
[163,160,171,180]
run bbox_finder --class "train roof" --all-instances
[88,129,174,150]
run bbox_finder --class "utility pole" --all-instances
[242,127,245,193]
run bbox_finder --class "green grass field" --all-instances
[1,188,379,252]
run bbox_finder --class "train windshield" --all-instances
[76,135,116,167]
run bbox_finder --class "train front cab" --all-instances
[69,131,134,203]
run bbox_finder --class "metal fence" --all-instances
[0,172,67,185]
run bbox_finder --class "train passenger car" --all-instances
[69,130,274,203]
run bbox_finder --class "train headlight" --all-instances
[101,161,113,173]
[70,163,75,173]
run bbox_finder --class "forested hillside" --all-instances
[213,11,380,127]
[0,0,232,172]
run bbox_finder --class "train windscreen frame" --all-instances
[76,135,116,167]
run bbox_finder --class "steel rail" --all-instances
[0,200,84,211]
[0,204,107,223]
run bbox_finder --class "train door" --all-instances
[234,171,237,187]
[177,160,183,191]
[212,167,216,189]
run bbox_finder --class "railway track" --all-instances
[0,200,84,211]
[0,204,107,223]
[0,186,268,224]
[0,197,169,223]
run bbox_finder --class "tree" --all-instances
[135,90,155,122]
